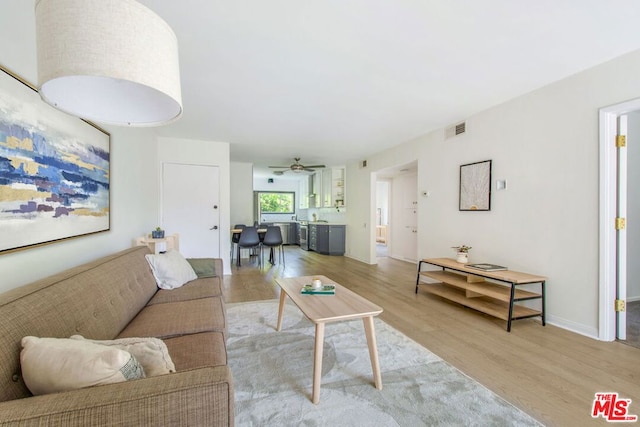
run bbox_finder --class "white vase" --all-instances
[456,252,468,264]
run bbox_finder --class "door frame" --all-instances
[599,98,640,341]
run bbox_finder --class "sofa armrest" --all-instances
[0,366,233,426]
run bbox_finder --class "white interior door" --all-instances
[162,163,220,258]
[617,115,628,340]
[391,172,418,262]
[598,99,640,341]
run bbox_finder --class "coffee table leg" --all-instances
[312,322,325,404]
[276,290,287,331]
[363,316,382,390]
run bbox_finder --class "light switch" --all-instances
[496,180,507,191]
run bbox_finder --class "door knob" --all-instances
[213,205,218,209]
[209,225,218,230]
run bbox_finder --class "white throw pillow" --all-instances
[145,249,197,289]
[20,336,145,396]
[70,335,176,377]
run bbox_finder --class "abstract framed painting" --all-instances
[459,160,491,211]
[0,65,110,254]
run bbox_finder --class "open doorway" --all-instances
[599,99,640,345]
[376,161,418,263]
[625,111,640,347]
[376,181,390,257]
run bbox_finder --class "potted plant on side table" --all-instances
[151,227,165,239]
[452,245,471,264]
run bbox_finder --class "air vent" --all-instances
[445,121,466,139]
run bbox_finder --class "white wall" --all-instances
[628,112,640,300]
[0,3,161,292]
[347,48,640,338]
[158,137,231,275]
[345,142,420,263]
[230,161,254,227]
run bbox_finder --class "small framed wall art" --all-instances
[0,65,110,254]
[459,160,491,211]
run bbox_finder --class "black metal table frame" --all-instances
[415,260,546,332]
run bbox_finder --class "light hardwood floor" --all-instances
[223,247,640,426]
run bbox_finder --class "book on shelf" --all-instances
[301,284,336,295]
[466,263,508,272]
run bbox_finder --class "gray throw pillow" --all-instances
[186,258,217,278]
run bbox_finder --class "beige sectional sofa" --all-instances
[0,246,233,426]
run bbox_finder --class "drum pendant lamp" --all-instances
[35,0,183,127]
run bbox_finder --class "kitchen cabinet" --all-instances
[312,224,345,255]
[309,224,318,251]
[271,222,298,245]
[299,175,309,209]
[315,167,347,208]
[309,173,320,208]
[290,222,299,245]
[332,168,345,207]
[321,169,332,207]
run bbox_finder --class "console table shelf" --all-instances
[416,258,546,332]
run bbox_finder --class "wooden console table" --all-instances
[134,233,179,254]
[415,258,546,332]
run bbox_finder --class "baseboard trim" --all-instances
[344,253,372,264]
[545,314,599,340]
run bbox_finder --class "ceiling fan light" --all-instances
[35,0,182,127]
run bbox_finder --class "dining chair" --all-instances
[262,225,284,266]
[237,226,261,267]
[231,224,245,265]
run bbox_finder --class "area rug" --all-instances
[227,300,542,426]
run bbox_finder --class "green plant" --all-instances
[452,245,472,253]
[155,226,163,231]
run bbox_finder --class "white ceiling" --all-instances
[6,1,640,179]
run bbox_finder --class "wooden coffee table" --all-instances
[275,275,383,404]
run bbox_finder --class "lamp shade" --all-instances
[35,0,183,127]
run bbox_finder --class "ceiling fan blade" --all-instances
[304,165,325,169]
[303,168,315,172]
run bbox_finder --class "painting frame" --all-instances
[0,65,110,254]
[459,160,491,211]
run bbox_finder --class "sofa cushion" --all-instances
[118,297,226,340]
[71,335,175,377]
[164,332,227,371]
[147,277,222,305]
[20,336,145,396]
[145,250,197,290]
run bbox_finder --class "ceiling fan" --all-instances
[269,157,326,175]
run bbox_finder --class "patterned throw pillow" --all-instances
[70,335,175,376]
[20,336,145,396]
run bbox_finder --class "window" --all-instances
[258,191,295,214]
